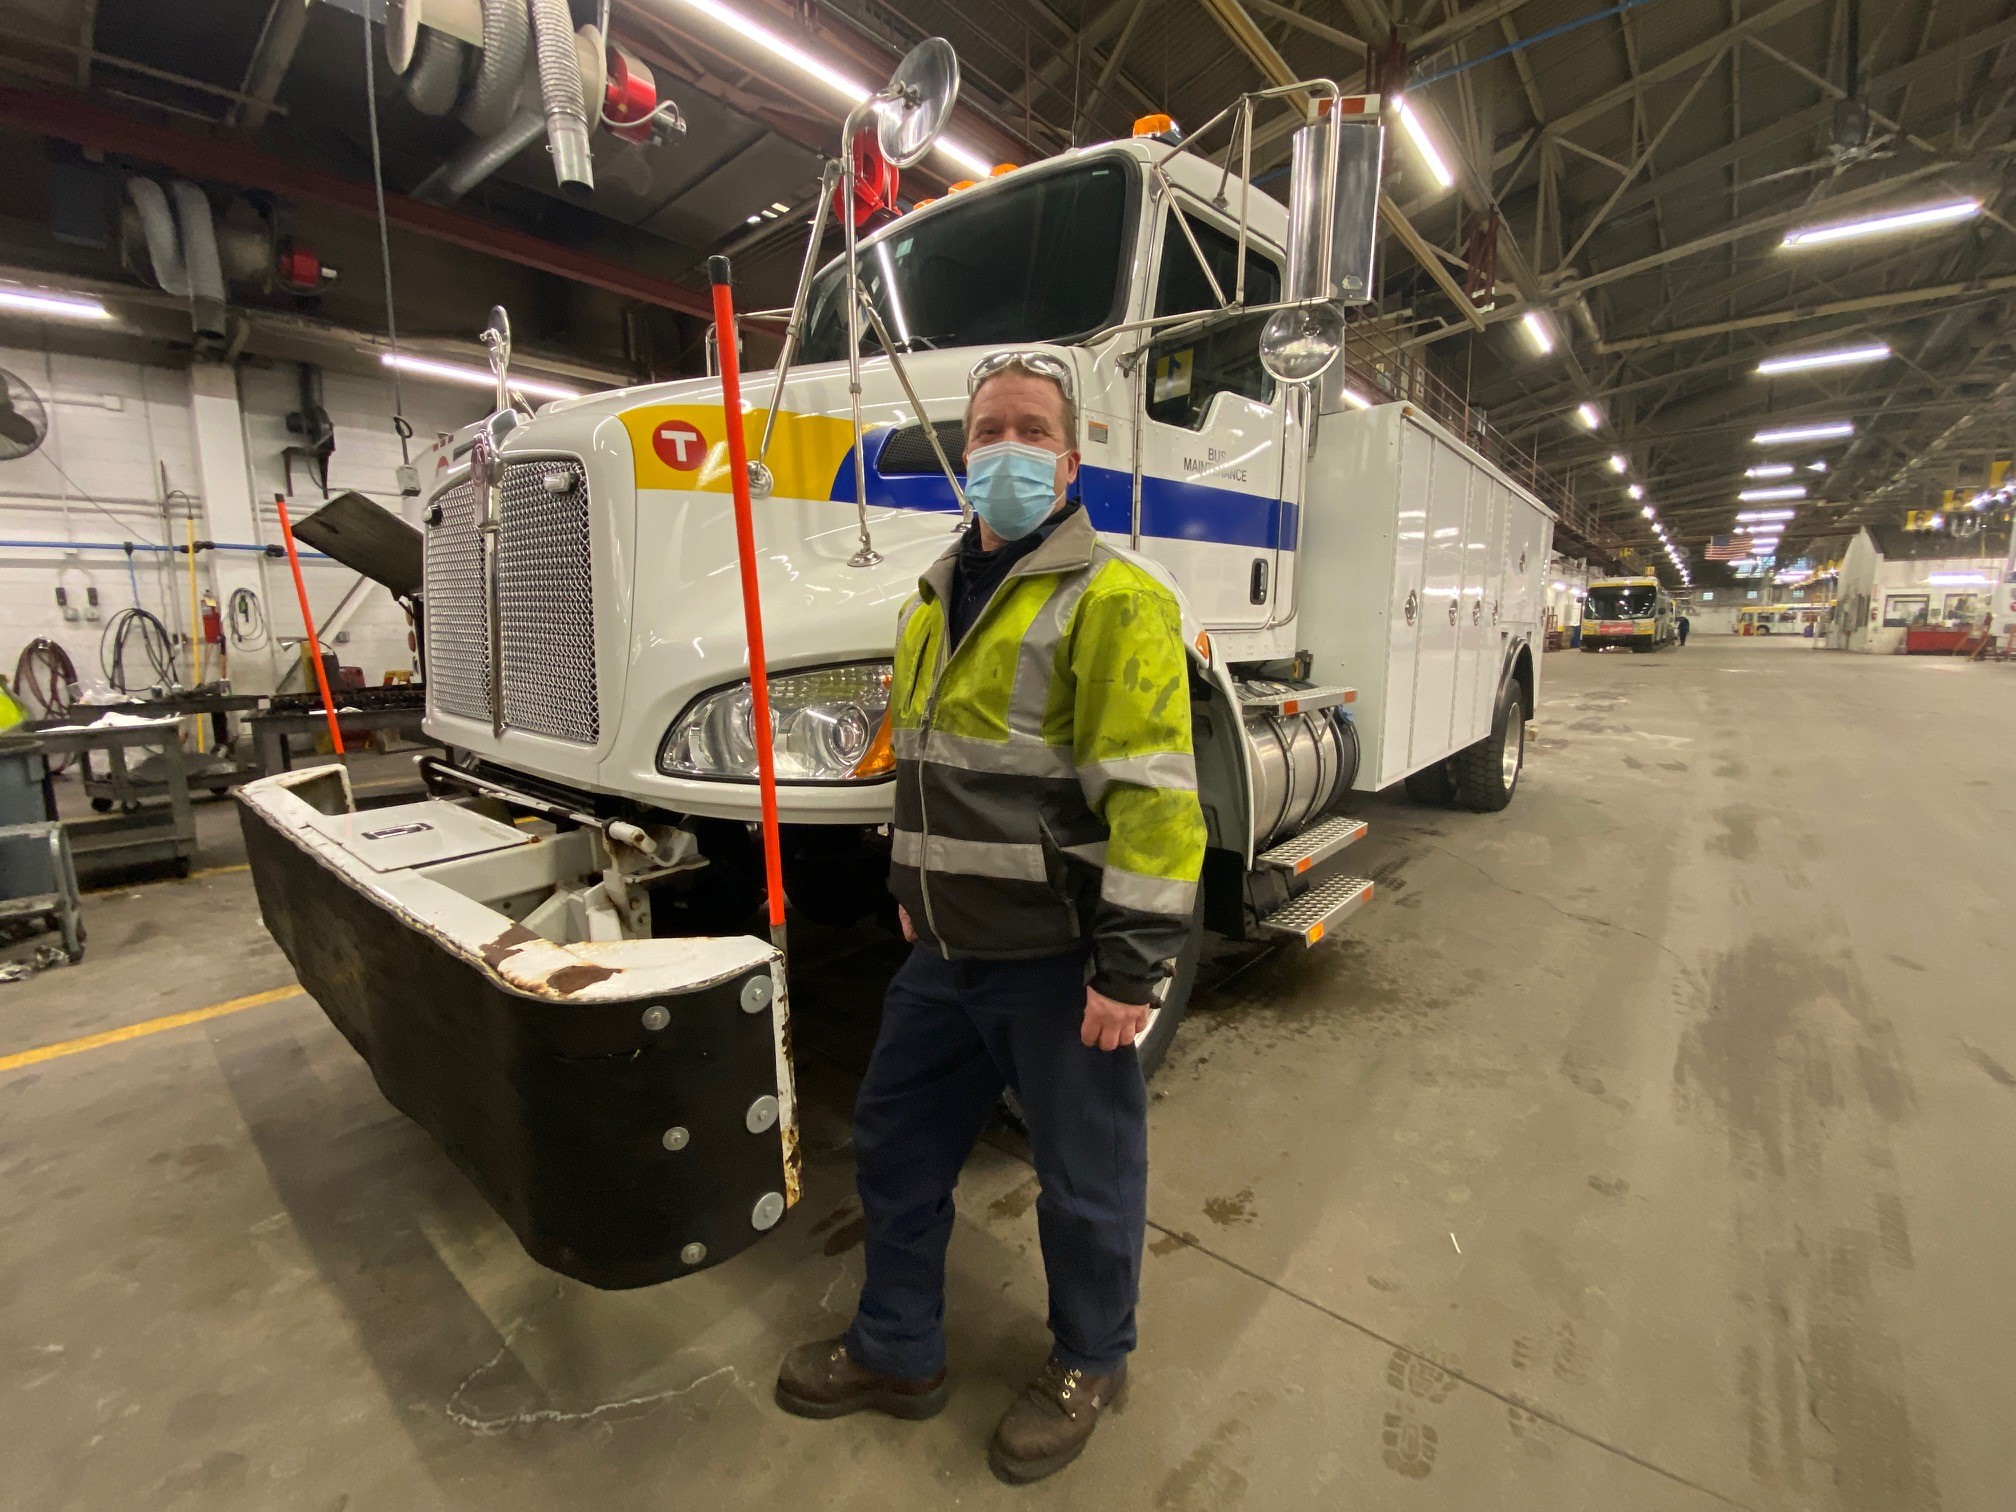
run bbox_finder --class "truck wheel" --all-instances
[1452,682,1525,812]
[1403,760,1457,805]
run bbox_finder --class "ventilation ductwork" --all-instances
[125,177,228,345]
[529,0,595,196]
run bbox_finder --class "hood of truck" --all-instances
[422,347,1086,822]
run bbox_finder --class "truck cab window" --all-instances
[799,160,1133,363]
[1146,209,1283,430]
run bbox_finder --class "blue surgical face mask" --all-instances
[965,440,1062,541]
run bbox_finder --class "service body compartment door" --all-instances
[1379,420,1434,783]
[1409,431,1471,766]
[1453,477,1504,749]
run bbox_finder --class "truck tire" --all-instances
[1452,681,1525,812]
[1403,760,1457,805]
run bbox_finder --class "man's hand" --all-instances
[1081,985,1151,1051]
[897,904,918,943]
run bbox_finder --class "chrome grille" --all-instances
[498,459,599,744]
[423,476,489,724]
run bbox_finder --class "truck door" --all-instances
[1408,428,1472,767]
[1452,476,1504,750]
[1136,203,1287,630]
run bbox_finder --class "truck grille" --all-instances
[423,457,599,745]
[499,459,598,744]
[423,476,489,724]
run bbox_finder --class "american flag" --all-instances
[1705,534,1745,560]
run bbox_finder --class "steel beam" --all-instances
[1597,275,2016,354]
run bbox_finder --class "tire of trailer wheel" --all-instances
[1452,680,1525,812]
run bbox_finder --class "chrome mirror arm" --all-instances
[856,289,971,527]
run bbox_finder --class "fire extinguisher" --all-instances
[201,591,224,649]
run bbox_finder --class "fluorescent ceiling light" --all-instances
[0,286,112,321]
[1806,460,1828,472]
[1738,485,1808,502]
[1574,402,1601,430]
[1394,97,1454,191]
[1782,197,1982,249]
[1627,483,1645,500]
[1736,508,1797,522]
[1757,342,1891,376]
[1520,310,1555,355]
[1606,453,1627,474]
[1754,421,1853,445]
[663,0,992,178]
[381,352,581,401]
[1341,386,1374,411]
[1745,463,1794,478]
[1641,504,1655,518]
[1927,572,1992,585]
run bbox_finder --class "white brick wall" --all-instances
[0,342,488,703]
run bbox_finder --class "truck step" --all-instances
[1240,683,1357,716]
[1255,873,1374,946]
[1255,814,1368,876]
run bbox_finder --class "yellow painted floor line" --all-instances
[0,985,305,1074]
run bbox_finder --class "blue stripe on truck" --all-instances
[830,432,1297,551]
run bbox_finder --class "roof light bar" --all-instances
[0,286,113,321]
[1394,97,1455,191]
[381,352,581,401]
[1738,485,1808,502]
[662,0,993,177]
[1520,310,1556,355]
[1757,341,1891,376]
[1754,421,1853,445]
[1782,197,1982,249]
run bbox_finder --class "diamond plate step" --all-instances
[1239,683,1357,716]
[1255,873,1373,946]
[1255,814,1368,877]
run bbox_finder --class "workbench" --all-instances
[32,716,199,879]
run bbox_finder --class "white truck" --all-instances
[238,55,1553,1289]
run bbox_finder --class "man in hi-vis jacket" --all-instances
[776,351,1206,1484]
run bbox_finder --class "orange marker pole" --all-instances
[272,492,345,756]
[708,256,786,946]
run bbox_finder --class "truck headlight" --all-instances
[658,662,895,783]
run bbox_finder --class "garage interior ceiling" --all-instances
[0,0,2012,579]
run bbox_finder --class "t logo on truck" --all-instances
[653,419,707,471]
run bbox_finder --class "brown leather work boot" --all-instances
[987,1355,1127,1484]
[774,1335,949,1421]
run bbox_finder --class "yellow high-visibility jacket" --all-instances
[887,507,1207,1004]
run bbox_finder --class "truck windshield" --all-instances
[798,159,1133,362]
[1588,585,1658,618]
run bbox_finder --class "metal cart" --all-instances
[73,690,264,809]
[34,716,200,880]
[0,735,84,963]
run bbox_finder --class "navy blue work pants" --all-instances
[844,944,1148,1379]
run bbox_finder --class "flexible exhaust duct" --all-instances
[528,0,593,195]
[126,178,189,298]
[460,0,531,136]
[403,26,468,116]
[412,109,546,204]
[170,180,228,344]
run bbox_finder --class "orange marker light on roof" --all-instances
[989,162,1017,176]
[1132,113,1174,137]
[948,179,976,192]
[911,196,937,208]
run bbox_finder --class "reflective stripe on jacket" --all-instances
[887,507,1207,1003]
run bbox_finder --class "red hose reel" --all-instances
[834,130,900,228]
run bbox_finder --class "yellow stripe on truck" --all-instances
[620,404,857,499]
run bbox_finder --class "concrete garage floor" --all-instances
[3,637,2011,1511]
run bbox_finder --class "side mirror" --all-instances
[1266,101,1386,390]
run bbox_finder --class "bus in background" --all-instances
[1582,575,1679,651]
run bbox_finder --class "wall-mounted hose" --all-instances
[528,0,593,195]
[460,0,531,136]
